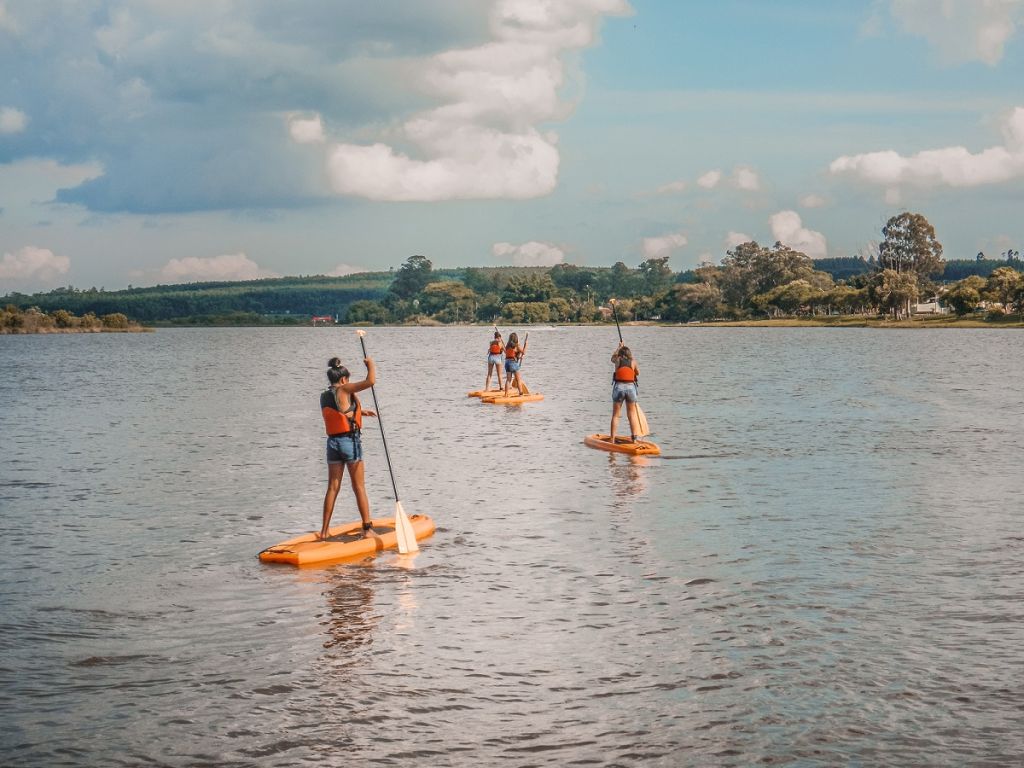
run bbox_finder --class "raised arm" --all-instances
[341,357,376,393]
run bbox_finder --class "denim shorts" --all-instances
[504,359,521,373]
[487,353,503,366]
[326,432,363,464]
[612,382,639,403]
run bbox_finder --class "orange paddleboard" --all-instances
[258,515,435,566]
[583,434,661,456]
[481,393,544,405]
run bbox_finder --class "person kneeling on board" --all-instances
[609,343,641,443]
[320,356,377,540]
[503,332,530,397]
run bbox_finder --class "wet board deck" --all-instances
[480,393,544,405]
[583,434,661,456]
[467,388,520,398]
[258,514,435,566]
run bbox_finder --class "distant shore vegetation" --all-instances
[1,305,147,334]
[3,212,1022,328]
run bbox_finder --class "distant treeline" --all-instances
[1,305,144,333]
[3,214,1022,325]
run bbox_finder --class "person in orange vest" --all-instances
[319,356,376,540]
[503,332,530,397]
[483,330,505,392]
[609,343,640,443]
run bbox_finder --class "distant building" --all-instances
[311,315,334,326]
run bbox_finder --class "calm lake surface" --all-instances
[1,326,1022,767]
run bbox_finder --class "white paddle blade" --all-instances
[394,501,419,554]
[635,405,651,437]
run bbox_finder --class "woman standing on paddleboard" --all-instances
[320,356,376,540]
[483,330,505,392]
[609,343,641,443]
[503,332,530,397]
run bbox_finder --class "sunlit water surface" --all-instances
[1,327,1022,766]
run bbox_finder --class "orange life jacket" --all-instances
[321,388,362,436]
[489,340,502,355]
[506,344,518,359]
[614,364,636,383]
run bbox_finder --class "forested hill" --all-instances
[0,266,552,324]
[2,272,403,324]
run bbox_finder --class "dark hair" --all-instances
[507,332,519,347]
[493,331,501,339]
[327,363,350,384]
[616,346,633,364]
[327,356,342,369]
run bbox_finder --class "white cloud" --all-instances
[0,106,27,134]
[888,0,1024,66]
[325,263,366,277]
[769,210,828,258]
[642,232,687,259]
[799,194,826,208]
[158,253,278,283]
[0,246,69,281]
[323,0,632,201]
[655,180,687,194]
[492,240,565,266]
[725,231,751,248]
[733,165,760,191]
[697,169,722,189]
[0,2,19,35]
[289,114,325,144]
[830,106,1024,188]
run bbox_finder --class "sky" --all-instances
[1,0,1023,292]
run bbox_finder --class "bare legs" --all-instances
[609,400,639,443]
[609,401,623,442]
[504,370,528,396]
[320,460,372,540]
[625,401,640,439]
[484,361,504,392]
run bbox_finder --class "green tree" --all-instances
[942,277,984,315]
[659,282,723,322]
[419,281,477,322]
[52,309,75,328]
[502,273,556,303]
[389,255,433,299]
[502,301,551,323]
[718,241,823,313]
[101,313,129,329]
[638,256,673,296]
[985,266,1023,312]
[345,300,390,324]
[870,269,919,317]
[879,212,944,277]
[609,261,637,298]
[826,285,867,315]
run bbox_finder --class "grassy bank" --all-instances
[697,315,1024,328]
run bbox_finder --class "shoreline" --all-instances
[0,327,152,335]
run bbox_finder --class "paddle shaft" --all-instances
[611,302,623,344]
[357,335,400,502]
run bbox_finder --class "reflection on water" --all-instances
[321,567,377,654]
[606,452,650,498]
[1,327,1023,767]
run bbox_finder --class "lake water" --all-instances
[1,326,1022,767]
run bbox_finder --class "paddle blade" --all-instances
[635,405,651,437]
[394,500,419,554]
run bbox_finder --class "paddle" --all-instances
[355,330,418,554]
[517,332,530,395]
[609,300,650,438]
